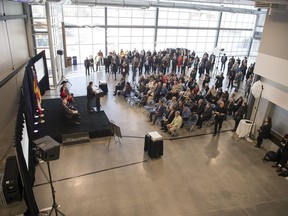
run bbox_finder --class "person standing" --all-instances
[104,53,111,74]
[87,81,95,112]
[132,56,139,82]
[95,54,101,72]
[84,57,90,76]
[213,100,227,136]
[89,55,95,72]
[244,74,253,97]
[255,117,272,148]
[220,54,227,71]
[231,101,247,132]
[98,50,103,65]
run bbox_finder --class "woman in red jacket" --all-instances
[177,55,183,74]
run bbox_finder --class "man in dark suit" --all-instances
[87,81,95,112]
[84,57,90,76]
[213,100,227,136]
[161,106,175,131]
[220,53,227,71]
[62,96,80,124]
[148,100,166,125]
[255,117,272,148]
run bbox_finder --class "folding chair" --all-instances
[184,114,199,132]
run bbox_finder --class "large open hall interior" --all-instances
[1,0,288,216]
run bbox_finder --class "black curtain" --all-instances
[15,90,39,215]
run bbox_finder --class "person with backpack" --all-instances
[271,135,288,175]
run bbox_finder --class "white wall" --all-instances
[0,1,29,141]
[253,10,288,135]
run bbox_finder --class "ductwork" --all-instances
[69,0,266,14]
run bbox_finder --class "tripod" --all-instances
[46,161,65,216]
[57,54,71,86]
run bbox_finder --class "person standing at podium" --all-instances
[87,81,95,112]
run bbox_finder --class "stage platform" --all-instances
[34,96,111,143]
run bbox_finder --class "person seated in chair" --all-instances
[272,136,288,174]
[62,97,80,125]
[197,102,213,129]
[180,103,191,122]
[113,77,126,96]
[148,100,166,125]
[166,111,183,136]
[60,81,75,103]
[161,105,175,131]
[255,117,272,148]
[122,82,132,98]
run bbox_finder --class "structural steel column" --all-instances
[45,2,57,86]
[154,8,159,51]
[214,11,222,48]
[105,7,108,56]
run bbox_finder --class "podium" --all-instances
[144,131,163,158]
[93,89,104,112]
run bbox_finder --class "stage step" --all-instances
[62,132,90,146]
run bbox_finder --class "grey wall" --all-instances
[269,104,288,137]
[252,10,288,136]
[258,11,288,61]
[0,1,29,141]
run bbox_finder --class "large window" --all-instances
[158,8,219,28]
[61,5,261,64]
[107,28,154,53]
[217,30,252,57]
[107,7,156,26]
[64,6,106,62]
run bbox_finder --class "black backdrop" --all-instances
[13,50,50,215]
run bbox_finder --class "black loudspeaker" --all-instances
[2,156,22,204]
[57,50,63,55]
[34,136,60,161]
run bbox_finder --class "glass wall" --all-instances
[33,4,262,67]
[107,7,156,26]
[31,5,51,70]
[64,6,106,63]
[107,28,154,53]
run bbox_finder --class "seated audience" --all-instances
[272,135,288,174]
[161,106,175,130]
[123,82,132,98]
[62,97,80,125]
[255,117,272,148]
[197,102,213,129]
[165,111,183,136]
[113,77,126,96]
[60,81,75,103]
[148,100,166,125]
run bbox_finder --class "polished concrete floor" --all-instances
[1,65,288,216]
